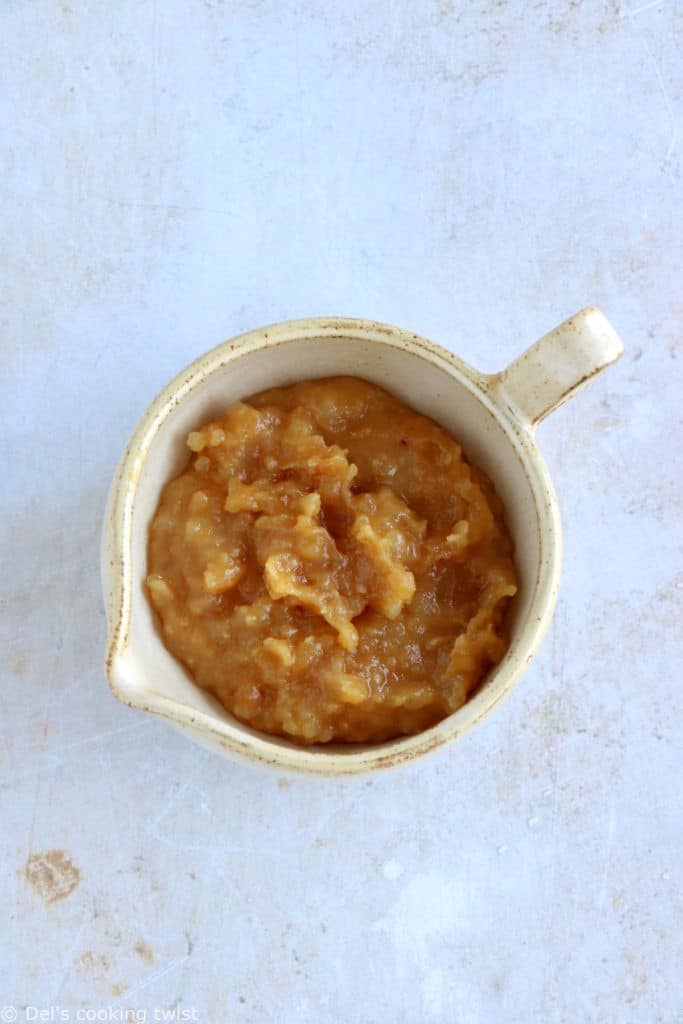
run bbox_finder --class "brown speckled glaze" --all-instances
[102,309,623,774]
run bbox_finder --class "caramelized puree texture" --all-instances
[146,377,518,744]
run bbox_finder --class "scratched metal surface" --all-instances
[1,1,681,1021]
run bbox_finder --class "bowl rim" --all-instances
[103,316,561,775]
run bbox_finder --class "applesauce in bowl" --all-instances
[146,376,518,745]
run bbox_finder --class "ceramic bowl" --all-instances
[102,308,623,774]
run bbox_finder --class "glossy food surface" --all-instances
[146,377,518,743]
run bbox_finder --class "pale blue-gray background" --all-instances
[1,1,681,1021]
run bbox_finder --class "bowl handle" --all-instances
[491,307,624,429]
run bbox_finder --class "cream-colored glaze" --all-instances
[102,308,623,774]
